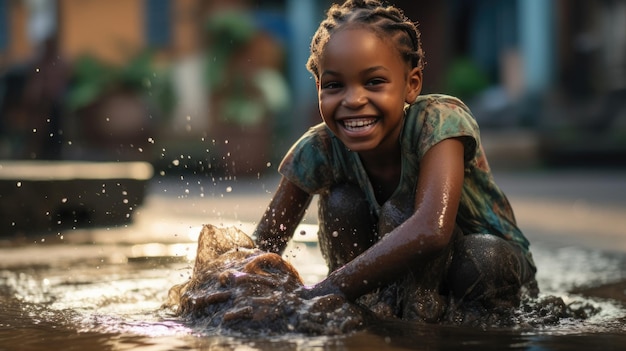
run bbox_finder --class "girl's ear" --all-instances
[405,67,423,104]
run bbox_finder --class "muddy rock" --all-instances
[166,224,372,335]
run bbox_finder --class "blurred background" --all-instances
[0,3,625,348]
[0,0,625,174]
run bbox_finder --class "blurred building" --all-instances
[1,0,624,168]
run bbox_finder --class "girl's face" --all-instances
[317,28,422,153]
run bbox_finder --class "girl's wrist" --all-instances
[298,278,344,299]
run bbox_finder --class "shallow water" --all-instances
[1,172,626,350]
[1,230,625,351]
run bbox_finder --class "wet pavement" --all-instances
[1,167,625,350]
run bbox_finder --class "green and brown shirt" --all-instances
[279,94,534,265]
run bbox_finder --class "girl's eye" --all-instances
[322,82,341,90]
[366,78,386,86]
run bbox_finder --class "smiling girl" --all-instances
[253,0,538,322]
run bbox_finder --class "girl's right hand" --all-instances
[295,279,345,300]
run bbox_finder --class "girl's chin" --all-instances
[338,138,377,152]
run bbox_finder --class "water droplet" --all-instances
[226,186,232,193]
[61,198,67,203]
[300,230,306,235]
[332,231,339,237]
[172,159,180,166]
[16,181,21,188]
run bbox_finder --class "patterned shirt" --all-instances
[279,94,534,264]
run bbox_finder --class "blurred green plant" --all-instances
[204,10,255,91]
[65,51,175,117]
[203,10,289,126]
[443,57,490,101]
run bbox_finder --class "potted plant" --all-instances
[204,10,290,176]
[65,51,174,161]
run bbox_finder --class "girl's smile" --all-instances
[317,27,421,154]
[342,117,378,132]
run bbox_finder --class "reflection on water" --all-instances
[1,234,625,351]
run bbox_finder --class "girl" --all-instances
[253,0,538,321]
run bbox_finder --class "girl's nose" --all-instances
[341,87,367,109]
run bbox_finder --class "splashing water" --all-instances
[1,224,625,350]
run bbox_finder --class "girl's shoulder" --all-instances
[293,122,333,149]
[409,94,472,114]
[402,94,480,161]
[406,93,477,127]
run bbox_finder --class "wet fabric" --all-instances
[279,94,535,268]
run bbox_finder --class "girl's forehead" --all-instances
[319,28,408,76]
[328,26,380,43]
[321,27,401,66]
[325,27,389,54]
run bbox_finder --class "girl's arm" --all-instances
[254,176,313,255]
[305,138,465,300]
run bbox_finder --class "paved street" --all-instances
[491,169,626,253]
[17,167,623,252]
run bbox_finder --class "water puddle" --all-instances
[1,228,625,350]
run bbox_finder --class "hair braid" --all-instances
[306,0,425,80]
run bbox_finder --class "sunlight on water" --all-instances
[534,245,626,293]
[1,224,625,350]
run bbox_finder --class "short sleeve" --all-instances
[404,95,479,166]
[278,124,337,194]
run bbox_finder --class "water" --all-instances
[1,173,625,350]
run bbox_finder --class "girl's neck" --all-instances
[359,142,402,204]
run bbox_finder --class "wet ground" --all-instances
[1,168,625,350]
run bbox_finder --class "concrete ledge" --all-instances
[0,161,153,235]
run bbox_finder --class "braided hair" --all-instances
[306,0,425,80]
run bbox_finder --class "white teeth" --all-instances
[343,118,376,130]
